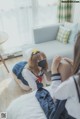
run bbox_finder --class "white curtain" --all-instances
[33,0,58,27]
[0,0,34,52]
[0,0,58,53]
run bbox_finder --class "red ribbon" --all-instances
[37,76,43,83]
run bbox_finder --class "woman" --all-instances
[51,33,80,119]
[6,59,73,118]
[7,32,80,119]
[12,49,49,91]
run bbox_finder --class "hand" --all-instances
[51,56,62,74]
[63,57,73,66]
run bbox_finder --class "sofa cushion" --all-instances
[64,22,78,44]
[56,26,71,44]
[33,25,59,44]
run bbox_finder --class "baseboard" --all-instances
[0,51,23,60]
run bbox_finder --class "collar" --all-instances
[37,76,43,83]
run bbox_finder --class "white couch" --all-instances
[23,23,76,69]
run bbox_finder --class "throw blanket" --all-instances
[36,88,75,119]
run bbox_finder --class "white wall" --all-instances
[34,6,58,28]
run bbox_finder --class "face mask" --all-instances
[38,59,47,70]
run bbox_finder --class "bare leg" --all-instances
[58,59,73,82]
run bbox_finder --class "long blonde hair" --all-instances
[73,32,80,85]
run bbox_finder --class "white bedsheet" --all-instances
[7,86,52,119]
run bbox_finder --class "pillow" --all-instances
[56,26,71,44]
[64,22,78,44]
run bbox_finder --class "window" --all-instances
[33,0,58,27]
[0,0,58,54]
[0,0,33,52]
[38,0,57,6]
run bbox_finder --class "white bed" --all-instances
[7,80,61,119]
[7,86,53,119]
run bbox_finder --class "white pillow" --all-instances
[64,22,78,44]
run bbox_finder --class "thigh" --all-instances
[58,59,73,81]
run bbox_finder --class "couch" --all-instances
[23,23,76,70]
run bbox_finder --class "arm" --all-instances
[63,57,73,66]
[51,73,61,87]
[50,73,61,98]
[54,77,74,100]
[50,56,62,96]
[51,56,74,100]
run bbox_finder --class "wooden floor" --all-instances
[0,56,23,82]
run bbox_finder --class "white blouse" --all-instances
[21,66,48,91]
[22,68,37,90]
[53,76,80,119]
